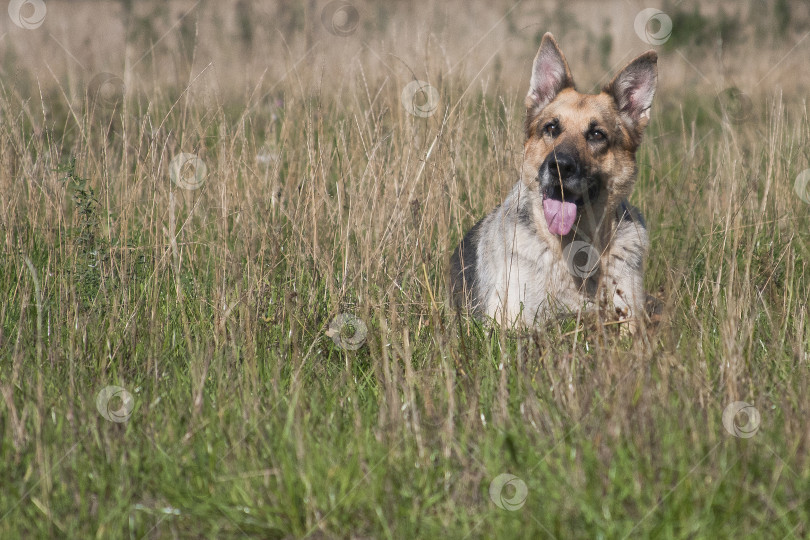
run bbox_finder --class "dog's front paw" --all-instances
[612,288,644,337]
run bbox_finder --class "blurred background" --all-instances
[3,0,809,115]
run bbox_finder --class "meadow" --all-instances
[1,0,810,537]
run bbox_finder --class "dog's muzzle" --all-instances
[539,152,601,235]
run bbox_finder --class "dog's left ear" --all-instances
[526,33,575,112]
[606,51,657,135]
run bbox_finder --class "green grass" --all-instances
[2,1,810,538]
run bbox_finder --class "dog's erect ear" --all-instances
[606,51,658,135]
[525,33,574,111]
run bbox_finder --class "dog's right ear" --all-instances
[525,33,575,112]
[605,51,658,137]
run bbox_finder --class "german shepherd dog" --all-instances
[450,33,657,332]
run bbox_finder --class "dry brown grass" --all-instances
[1,0,809,537]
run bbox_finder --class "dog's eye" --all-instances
[587,128,607,142]
[543,120,560,138]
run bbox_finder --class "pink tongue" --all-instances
[543,198,577,235]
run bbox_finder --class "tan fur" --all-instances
[450,33,657,333]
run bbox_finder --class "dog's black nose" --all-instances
[546,153,578,181]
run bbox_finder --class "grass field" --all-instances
[2,0,810,538]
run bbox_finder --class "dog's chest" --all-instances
[480,226,598,323]
[516,236,596,306]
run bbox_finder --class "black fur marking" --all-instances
[516,202,536,234]
[616,200,646,228]
[450,218,484,313]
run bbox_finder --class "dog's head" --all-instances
[522,33,657,236]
